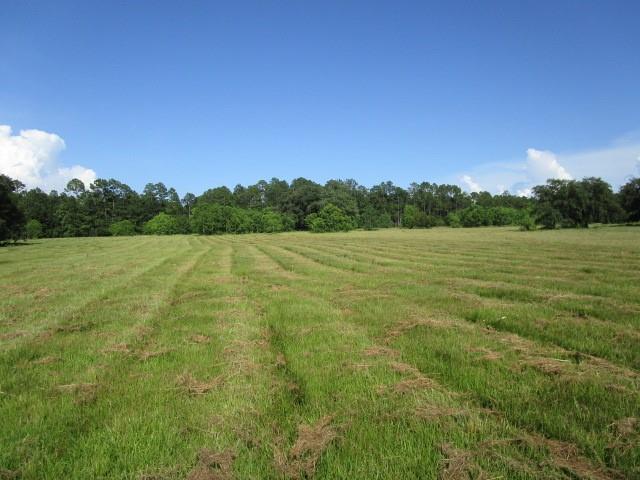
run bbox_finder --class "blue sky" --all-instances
[1,1,639,196]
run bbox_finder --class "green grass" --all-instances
[1,227,639,479]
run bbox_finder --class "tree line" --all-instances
[1,173,639,242]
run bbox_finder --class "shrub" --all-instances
[446,212,461,228]
[518,214,536,231]
[403,205,436,229]
[535,204,561,229]
[143,213,182,235]
[109,219,136,236]
[306,204,354,232]
[459,205,487,227]
[25,219,43,239]
[259,209,293,233]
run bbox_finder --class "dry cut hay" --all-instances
[0,331,25,340]
[190,334,211,344]
[56,383,98,404]
[177,374,223,395]
[186,448,236,480]
[363,345,399,357]
[536,435,619,480]
[101,343,131,355]
[390,361,421,376]
[438,443,482,480]
[414,405,467,420]
[275,353,287,368]
[274,416,337,479]
[608,417,639,454]
[383,317,456,345]
[32,355,59,365]
[138,348,172,361]
[0,468,20,480]
[394,377,437,394]
[466,346,502,361]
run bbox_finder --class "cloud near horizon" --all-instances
[458,135,640,196]
[0,125,96,192]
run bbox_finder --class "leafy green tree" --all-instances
[190,204,226,234]
[17,188,58,237]
[109,219,136,236]
[0,175,25,242]
[533,179,592,228]
[284,178,323,229]
[321,179,359,218]
[535,204,562,229]
[305,204,354,233]
[618,177,640,222]
[487,207,518,226]
[446,212,461,227]
[25,219,43,238]
[143,212,182,235]
[65,178,86,197]
[517,213,536,231]
[459,205,487,227]
[181,193,196,218]
[198,186,234,206]
[402,204,420,229]
[581,177,622,223]
[259,209,288,233]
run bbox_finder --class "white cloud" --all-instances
[456,133,640,196]
[0,125,96,191]
[461,174,482,193]
[525,148,572,182]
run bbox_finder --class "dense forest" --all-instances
[1,173,639,242]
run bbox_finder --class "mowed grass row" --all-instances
[1,227,639,479]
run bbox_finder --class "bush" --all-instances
[459,205,487,227]
[306,204,354,232]
[143,213,183,235]
[619,177,640,222]
[25,219,43,239]
[488,207,518,226]
[402,205,435,229]
[535,205,561,229]
[109,219,136,236]
[259,209,294,233]
[518,214,536,231]
[446,212,461,228]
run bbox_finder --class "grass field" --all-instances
[1,227,639,479]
